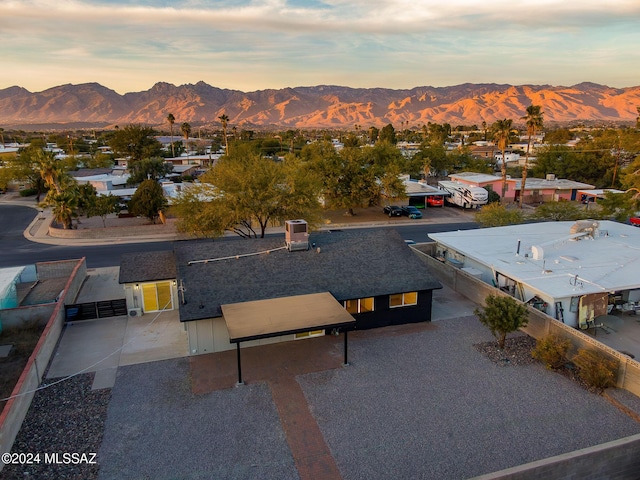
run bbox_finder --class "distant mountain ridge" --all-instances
[1,81,638,129]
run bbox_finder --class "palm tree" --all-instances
[181,122,191,153]
[519,105,544,208]
[218,114,229,154]
[36,149,63,194]
[167,113,175,157]
[492,119,513,200]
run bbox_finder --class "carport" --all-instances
[222,292,355,385]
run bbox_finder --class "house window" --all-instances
[389,292,418,308]
[141,281,173,312]
[344,297,375,314]
[294,330,324,340]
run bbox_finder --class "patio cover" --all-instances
[222,292,355,384]
[222,292,355,343]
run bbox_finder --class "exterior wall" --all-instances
[349,290,434,330]
[186,317,298,355]
[0,304,56,329]
[36,259,84,280]
[123,281,178,314]
[432,244,581,327]
[473,434,640,480]
[49,223,179,240]
[0,259,86,472]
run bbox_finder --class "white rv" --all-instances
[438,181,488,209]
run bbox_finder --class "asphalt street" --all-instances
[0,204,477,268]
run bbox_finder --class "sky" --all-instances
[1,0,640,94]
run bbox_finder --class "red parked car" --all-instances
[630,217,640,227]
[426,195,444,207]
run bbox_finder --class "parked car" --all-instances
[426,195,444,207]
[383,205,403,217]
[401,205,423,219]
[630,217,640,227]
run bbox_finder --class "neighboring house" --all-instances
[119,227,442,355]
[388,175,449,208]
[72,168,131,197]
[577,189,625,204]
[449,172,594,204]
[430,220,640,329]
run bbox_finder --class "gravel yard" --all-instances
[5,315,640,479]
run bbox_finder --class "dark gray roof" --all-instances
[174,229,441,322]
[119,250,176,284]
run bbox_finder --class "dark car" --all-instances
[383,205,403,217]
[401,205,423,219]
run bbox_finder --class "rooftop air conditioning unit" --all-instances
[285,219,309,252]
[546,173,556,181]
[128,308,142,317]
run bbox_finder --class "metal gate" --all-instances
[65,298,128,322]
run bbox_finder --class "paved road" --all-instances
[0,204,478,268]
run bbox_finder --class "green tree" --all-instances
[76,183,98,219]
[492,119,513,200]
[89,194,120,227]
[128,157,174,185]
[129,179,167,223]
[474,294,529,349]
[218,113,229,154]
[474,203,524,227]
[180,122,191,151]
[597,190,639,222]
[108,125,162,164]
[41,174,79,229]
[378,124,397,144]
[167,113,176,157]
[520,105,544,208]
[174,146,322,238]
[0,144,47,200]
[532,200,586,221]
[313,145,377,216]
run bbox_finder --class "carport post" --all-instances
[343,329,349,367]
[236,342,244,386]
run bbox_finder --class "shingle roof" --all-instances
[119,250,177,284]
[174,229,441,322]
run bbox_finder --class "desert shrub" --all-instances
[532,334,572,370]
[19,187,37,197]
[572,348,618,391]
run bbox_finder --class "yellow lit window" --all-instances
[344,298,375,313]
[389,292,418,308]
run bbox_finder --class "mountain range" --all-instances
[1,81,639,129]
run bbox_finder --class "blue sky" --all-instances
[1,0,639,94]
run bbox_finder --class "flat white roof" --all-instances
[450,172,500,184]
[430,221,640,299]
[403,179,445,196]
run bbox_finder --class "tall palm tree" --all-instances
[519,105,544,208]
[218,114,229,154]
[167,113,175,157]
[492,119,513,200]
[181,122,191,153]
[36,149,63,194]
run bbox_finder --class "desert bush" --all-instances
[19,187,37,197]
[532,334,572,370]
[572,348,618,391]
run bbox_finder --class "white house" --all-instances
[430,220,640,329]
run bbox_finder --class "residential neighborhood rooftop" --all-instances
[430,220,640,300]
[172,229,441,322]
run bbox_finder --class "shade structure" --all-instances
[222,292,355,343]
[222,292,355,385]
